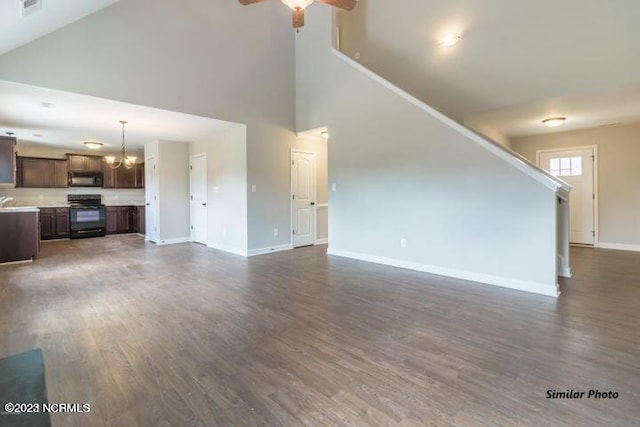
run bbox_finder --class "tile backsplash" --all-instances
[0,188,145,207]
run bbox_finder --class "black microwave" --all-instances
[68,172,103,187]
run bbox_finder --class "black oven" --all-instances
[68,195,106,239]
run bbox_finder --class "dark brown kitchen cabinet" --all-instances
[106,207,119,234]
[39,209,55,240]
[53,161,68,188]
[117,206,133,233]
[55,208,70,238]
[133,206,145,235]
[39,207,70,240]
[0,211,40,263]
[17,157,68,188]
[102,163,144,189]
[0,136,17,188]
[106,206,144,234]
[67,154,102,173]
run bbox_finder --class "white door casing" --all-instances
[538,147,597,245]
[190,154,208,245]
[292,150,316,247]
[145,156,159,243]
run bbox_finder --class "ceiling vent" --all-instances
[19,0,42,17]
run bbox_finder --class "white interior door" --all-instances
[145,156,159,243]
[292,151,316,247]
[190,154,207,244]
[539,147,595,245]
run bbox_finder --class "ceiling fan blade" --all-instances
[317,0,357,11]
[293,8,305,28]
[238,0,268,5]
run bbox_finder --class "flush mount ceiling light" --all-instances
[84,141,103,149]
[239,0,357,30]
[104,121,137,169]
[542,117,566,128]
[441,34,461,47]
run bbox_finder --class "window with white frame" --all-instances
[549,156,582,177]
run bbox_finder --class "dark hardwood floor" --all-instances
[0,236,638,426]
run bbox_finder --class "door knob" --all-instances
[310,202,316,206]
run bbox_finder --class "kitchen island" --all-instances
[0,207,40,264]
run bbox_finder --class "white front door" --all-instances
[539,147,596,245]
[190,154,207,244]
[292,150,316,247]
[145,156,159,243]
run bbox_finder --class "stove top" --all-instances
[67,194,103,206]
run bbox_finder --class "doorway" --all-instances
[291,150,316,247]
[538,146,597,245]
[190,154,208,245]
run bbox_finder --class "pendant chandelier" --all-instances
[105,120,137,169]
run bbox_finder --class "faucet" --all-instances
[0,197,14,207]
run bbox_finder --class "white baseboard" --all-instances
[598,242,640,252]
[327,248,558,298]
[0,258,33,266]
[315,238,328,245]
[559,267,572,278]
[247,244,293,257]
[207,243,248,257]
[156,237,191,246]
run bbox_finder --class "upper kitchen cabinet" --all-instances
[0,136,17,188]
[102,163,144,189]
[67,154,103,173]
[17,157,68,188]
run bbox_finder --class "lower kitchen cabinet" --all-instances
[0,210,40,263]
[106,206,144,235]
[39,207,70,240]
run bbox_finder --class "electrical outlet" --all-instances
[331,183,337,192]
[251,184,257,193]
[273,228,279,237]
[213,186,219,193]
[400,238,407,249]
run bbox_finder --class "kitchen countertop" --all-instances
[0,207,40,213]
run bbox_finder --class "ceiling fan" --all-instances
[239,0,357,29]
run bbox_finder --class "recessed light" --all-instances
[542,117,566,128]
[40,101,54,108]
[84,141,103,149]
[441,34,461,47]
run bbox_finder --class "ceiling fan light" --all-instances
[281,0,314,10]
[542,117,566,128]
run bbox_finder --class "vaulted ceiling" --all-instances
[0,0,120,55]
[2,0,640,143]
[337,0,640,139]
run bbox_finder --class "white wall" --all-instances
[145,140,190,243]
[0,0,297,252]
[296,6,561,296]
[190,126,248,255]
[511,122,640,249]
